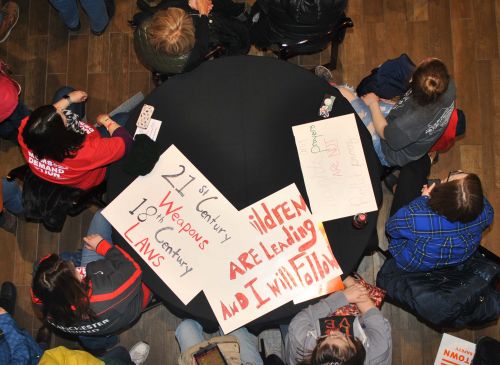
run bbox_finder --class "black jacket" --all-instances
[33,241,145,336]
[377,248,500,329]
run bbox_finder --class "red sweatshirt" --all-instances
[18,117,126,190]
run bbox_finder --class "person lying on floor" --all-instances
[31,211,152,351]
[337,58,455,168]
[387,156,494,272]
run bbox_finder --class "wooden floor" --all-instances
[0,0,498,364]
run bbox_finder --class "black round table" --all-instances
[108,55,383,332]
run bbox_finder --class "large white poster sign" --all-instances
[292,113,377,222]
[102,145,244,304]
[434,333,476,365]
[204,184,343,334]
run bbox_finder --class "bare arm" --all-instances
[53,90,88,110]
[363,93,388,139]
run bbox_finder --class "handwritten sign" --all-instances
[292,114,377,222]
[434,334,476,365]
[204,184,343,334]
[102,145,245,304]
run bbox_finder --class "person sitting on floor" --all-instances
[284,277,392,365]
[387,155,494,272]
[175,318,263,365]
[31,211,152,351]
[133,0,249,83]
[338,58,456,167]
[18,87,132,191]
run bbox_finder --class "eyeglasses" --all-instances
[447,170,465,182]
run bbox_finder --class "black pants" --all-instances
[390,155,431,216]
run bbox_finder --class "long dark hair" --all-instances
[428,174,484,223]
[32,254,95,325]
[298,336,366,365]
[22,105,85,162]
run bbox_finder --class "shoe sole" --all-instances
[0,10,19,43]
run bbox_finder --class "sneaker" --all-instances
[258,329,283,360]
[0,210,17,234]
[314,65,334,83]
[0,1,19,43]
[0,281,16,315]
[129,341,150,365]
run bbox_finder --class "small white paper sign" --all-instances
[134,118,162,141]
[434,333,476,365]
[102,145,243,304]
[292,113,377,222]
[204,184,343,334]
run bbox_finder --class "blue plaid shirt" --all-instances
[386,196,494,272]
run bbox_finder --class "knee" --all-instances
[53,86,76,102]
[175,319,203,339]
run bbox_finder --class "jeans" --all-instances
[81,210,113,267]
[2,178,23,215]
[0,97,30,140]
[49,0,109,33]
[175,319,263,365]
[52,86,86,118]
[349,96,393,167]
[77,209,118,350]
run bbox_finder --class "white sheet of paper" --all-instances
[134,118,162,141]
[102,145,244,304]
[292,113,377,222]
[204,184,343,334]
[434,333,476,365]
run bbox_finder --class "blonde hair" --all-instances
[147,8,196,56]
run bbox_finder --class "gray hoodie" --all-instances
[381,79,456,167]
[284,291,392,365]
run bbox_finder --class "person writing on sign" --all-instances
[18,86,132,191]
[31,211,152,351]
[284,277,392,365]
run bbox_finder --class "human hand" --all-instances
[338,87,356,102]
[361,92,380,107]
[68,90,88,103]
[343,276,357,288]
[96,114,112,127]
[343,283,368,304]
[83,234,104,252]
[189,0,213,15]
[421,183,436,197]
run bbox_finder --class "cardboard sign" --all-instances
[102,145,245,304]
[434,333,476,365]
[292,114,377,222]
[204,184,343,333]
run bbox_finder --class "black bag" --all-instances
[376,247,500,329]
